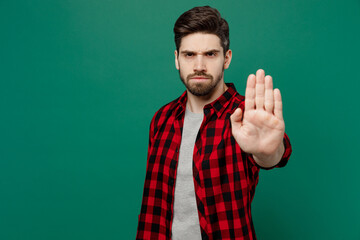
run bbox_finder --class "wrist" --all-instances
[253,143,285,168]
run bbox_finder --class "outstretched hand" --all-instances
[230,69,285,166]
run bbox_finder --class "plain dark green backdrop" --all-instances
[1,0,359,239]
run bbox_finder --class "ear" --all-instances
[175,50,179,70]
[224,49,232,69]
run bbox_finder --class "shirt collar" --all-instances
[175,83,237,119]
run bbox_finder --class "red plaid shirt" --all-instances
[136,83,292,240]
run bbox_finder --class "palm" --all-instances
[231,69,285,156]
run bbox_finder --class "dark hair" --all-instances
[173,6,230,56]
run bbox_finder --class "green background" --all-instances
[1,0,359,239]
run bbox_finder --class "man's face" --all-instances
[175,33,232,96]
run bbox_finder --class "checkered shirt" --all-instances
[136,83,292,239]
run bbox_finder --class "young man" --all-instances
[136,6,292,240]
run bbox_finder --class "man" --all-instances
[136,6,292,240]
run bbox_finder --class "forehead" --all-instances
[179,33,223,52]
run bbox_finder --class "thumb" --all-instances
[230,108,243,123]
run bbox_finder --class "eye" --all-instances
[206,52,216,57]
[185,53,194,57]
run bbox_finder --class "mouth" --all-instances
[190,77,209,80]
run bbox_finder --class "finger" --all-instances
[255,69,265,110]
[245,74,256,111]
[274,88,283,120]
[230,108,243,123]
[264,75,274,113]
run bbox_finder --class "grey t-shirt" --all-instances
[171,107,204,240]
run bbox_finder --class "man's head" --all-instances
[174,6,230,56]
[173,6,232,97]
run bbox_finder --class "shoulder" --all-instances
[149,94,183,133]
[233,91,245,104]
[152,95,181,121]
[221,83,246,113]
[227,90,245,114]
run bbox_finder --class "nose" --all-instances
[193,55,206,72]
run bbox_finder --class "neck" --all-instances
[186,81,228,113]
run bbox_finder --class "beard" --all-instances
[178,67,224,97]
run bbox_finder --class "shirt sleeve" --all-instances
[147,114,156,154]
[136,113,159,239]
[247,132,292,170]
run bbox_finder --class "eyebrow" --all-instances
[180,49,221,54]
